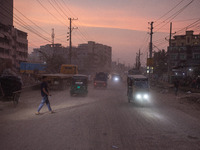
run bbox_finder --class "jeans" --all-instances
[37,95,52,112]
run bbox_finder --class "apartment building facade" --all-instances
[0,0,28,72]
[168,30,200,76]
[28,41,112,74]
[77,41,112,73]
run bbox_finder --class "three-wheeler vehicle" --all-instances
[127,74,149,103]
[93,72,108,88]
[70,74,88,96]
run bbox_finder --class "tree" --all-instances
[38,50,65,73]
[153,49,168,76]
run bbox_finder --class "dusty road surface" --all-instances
[0,80,200,150]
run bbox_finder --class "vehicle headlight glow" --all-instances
[114,77,119,81]
[143,94,149,99]
[136,94,142,99]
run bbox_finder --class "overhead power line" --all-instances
[154,0,185,24]
[174,19,200,35]
[53,0,69,19]
[163,19,200,43]
[14,0,70,44]
[47,0,90,43]
[57,0,93,41]
[154,0,194,33]
[173,18,200,22]
[14,7,51,37]
[0,4,52,43]
[36,0,68,27]
[47,0,67,21]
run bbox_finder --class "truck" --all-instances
[93,72,108,88]
[37,64,78,90]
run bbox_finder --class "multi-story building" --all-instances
[29,44,70,63]
[29,41,112,74]
[0,0,28,72]
[168,30,200,76]
[77,41,112,73]
[29,44,79,68]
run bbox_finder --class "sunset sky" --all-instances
[13,0,200,66]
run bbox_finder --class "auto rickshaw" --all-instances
[127,74,149,103]
[70,74,88,96]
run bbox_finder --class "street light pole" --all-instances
[168,22,172,83]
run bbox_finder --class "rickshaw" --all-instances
[70,74,88,96]
[127,74,149,103]
[0,75,22,105]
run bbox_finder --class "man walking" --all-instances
[35,76,54,115]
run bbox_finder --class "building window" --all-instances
[171,63,175,66]
[180,54,186,60]
[170,54,177,60]
[187,37,190,43]
[172,43,176,46]
[193,54,200,60]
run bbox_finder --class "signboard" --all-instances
[147,58,154,66]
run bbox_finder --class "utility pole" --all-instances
[168,22,172,83]
[138,49,142,70]
[51,28,55,56]
[135,54,138,69]
[147,22,154,77]
[68,18,78,64]
[136,49,142,70]
[149,22,154,58]
[51,28,55,48]
[169,22,172,47]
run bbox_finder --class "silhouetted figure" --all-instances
[174,78,180,96]
[196,77,200,89]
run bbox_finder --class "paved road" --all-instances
[0,80,200,150]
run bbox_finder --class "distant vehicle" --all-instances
[37,64,78,90]
[70,74,88,96]
[127,74,149,103]
[111,73,122,82]
[60,64,78,74]
[93,72,108,88]
[20,62,46,74]
[128,69,141,75]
